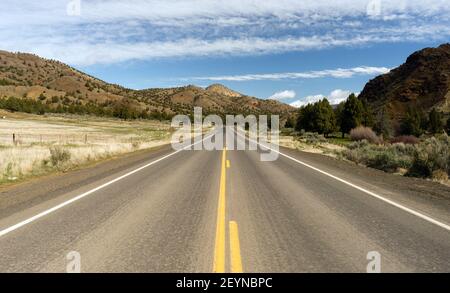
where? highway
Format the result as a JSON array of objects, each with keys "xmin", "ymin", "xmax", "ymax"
[{"xmin": 0, "ymin": 129, "xmax": 449, "ymax": 272}]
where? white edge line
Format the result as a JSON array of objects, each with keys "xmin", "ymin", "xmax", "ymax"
[
  {"xmin": 0, "ymin": 132, "xmax": 215, "ymax": 238},
  {"xmin": 233, "ymin": 129, "xmax": 450, "ymax": 232}
]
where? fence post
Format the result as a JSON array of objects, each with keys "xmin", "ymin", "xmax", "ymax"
[
  {"xmin": 13, "ymin": 133, "xmax": 16, "ymax": 145},
  {"xmin": 85, "ymin": 134, "xmax": 87, "ymax": 144}
]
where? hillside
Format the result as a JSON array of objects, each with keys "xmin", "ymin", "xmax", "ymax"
[
  {"xmin": 132, "ymin": 85, "xmax": 293, "ymax": 118},
  {"xmin": 0, "ymin": 50, "xmax": 294, "ymax": 120},
  {"xmin": 359, "ymin": 44, "xmax": 450, "ymax": 121}
]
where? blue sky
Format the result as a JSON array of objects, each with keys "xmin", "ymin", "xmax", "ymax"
[{"xmin": 1, "ymin": 1, "xmax": 450, "ymax": 106}]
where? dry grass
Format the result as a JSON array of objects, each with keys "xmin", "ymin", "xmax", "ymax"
[
  {"xmin": 278, "ymin": 135, "xmax": 345, "ymax": 156},
  {"xmin": 0, "ymin": 111, "xmax": 173, "ymax": 184}
]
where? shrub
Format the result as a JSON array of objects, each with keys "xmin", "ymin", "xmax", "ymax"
[
  {"xmin": 342, "ymin": 149, "xmax": 364, "ymax": 164},
  {"xmin": 343, "ymin": 141, "xmax": 413, "ymax": 173},
  {"xmin": 347, "ymin": 139, "xmax": 369, "ymax": 150},
  {"xmin": 366, "ymin": 151, "xmax": 398, "ymax": 172},
  {"xmin": 49, "ymin": 146, "xmax": 71, "ymax": 166},
  {"xmin": 3, "ymin": 162, "xmax": 14, "ymax": 180},
  {"xmin": 350, "ymin": 126, "xmax": 380, "ymax": 144},
  {"xmin": 391, "ymin": 143, "xmax": 415, "ymax": 157},
  {"xmin": 366, "ymin": 149, "xmax": 412, "ymax": 173},
  {"xmin": 131, "ymin": 141, "xmax": 141, "ymax": 149},
  {"xmin": 432, "ymin": 170, "xmax": 448, "ymax": 182},
  {"xmin": 407, "ymin": 134, "xmax": 450, "ymax": 178},
  {"xmin": 301, "ymin": 132, "xmax": 327, "ymax": 144},
  {"xmin": 390, "ymin": 135, "xmax": 419, "ymax": 145},
  {"xmin": 0, "ymin": 79, "xmax": 14, "ymax": 86}
]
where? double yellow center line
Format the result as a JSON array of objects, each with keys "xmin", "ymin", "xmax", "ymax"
[{"xmin": 213, "ymin": 148, "xmax": 243, "ymax": 273}]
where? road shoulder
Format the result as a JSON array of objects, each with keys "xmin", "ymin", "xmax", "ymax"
[
  {"xmin": 0, "ymin": 144, "xmax": 173, "ymax": 219},
  {"xmin": 277, "ymin": 145, "xmax": 450, "ymax": 224}
]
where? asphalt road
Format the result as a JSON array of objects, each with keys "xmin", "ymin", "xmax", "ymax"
[{"xmin": 0, "ymin": 129, "xmax": 449, "ymax": 272}]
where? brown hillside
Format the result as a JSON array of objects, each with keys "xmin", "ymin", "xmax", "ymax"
[
  {"xmin": 359, "ymin": 44, "xmax": 450, "ymax": 121},
  {"xmin": 0, "ymin": 50, "xmax": 294, "ymax": 119}
]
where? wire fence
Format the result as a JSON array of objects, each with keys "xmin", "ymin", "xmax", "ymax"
[{"xmin": 0, "ymin": 133, "xmax": 142, "ymax": 146}]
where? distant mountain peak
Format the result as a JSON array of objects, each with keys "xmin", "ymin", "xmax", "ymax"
[{"xmin": 205, "ymin": 84, "xmax": 243, "ymax": 98}]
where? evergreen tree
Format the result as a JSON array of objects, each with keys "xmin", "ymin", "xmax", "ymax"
[
  {"xmin": 295, "ymin": 99, "xmax": 336, "ymax": 136},
  {"xmin": 428, "ymin": 108, "xmax": 443, "ymax": 134},
  {"xmin": 295, "ymin": 103, "xmax": 314, "ymax": 132},
  {"xmin": 334, "ymin": 101, "xmax": 345, "ymax": 134},
  {"xmin": 373, "ymin": 107, "xmax": 393, "ymax": 138},
  {"xmin": 339, "ymin": 93, "xmax": 363, "ymax": 138},
  {"xmin": 313, "ymin": 99, "xmax": 336, "ymax": 137},
  {"xmin": 361, "ymin": 98, "xmax": 374, "ymax": 127},
  {"xmin": 419, "ymin": 108, "xmax": 428, "ymax": 132},
  {"xmin": 401, "ymin": 106, "xmax": 425, "ymax": 136},
  {"xmin": 284, "ymin": 115, "xmax": 295, "ymax": 128}
]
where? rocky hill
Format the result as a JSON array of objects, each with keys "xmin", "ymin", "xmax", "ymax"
[
  {"xmin": 205, "ymin": 84, "xmax": 243, "ymax": 98},
  {"xmin": 359, "ymin": 44, "xmax": 450, "ymax": 121},
  {"xmin": 0, "ymin": 50, "xmax": 294, "ymax": 119}
]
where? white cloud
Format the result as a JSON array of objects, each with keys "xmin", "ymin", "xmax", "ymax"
[
  {"xmin": 290, "ymin": 89, "xmax": 356, "ymax": 108},
  {"xmin": 0, "ymin": 1, "xmax": 449, "ymax": 65},
  {"xmin": 192, "ymin": 66, "xmax": 390, "ymax": 82},
  {"xmin": 290, "ymin": 95, "xmax": 325, "ymax": 108},
  {"xmin": 268, "ymin": 90, "xmax": 296, "ymax": 100},
  {"xmin": 3, "ymin": 1, "xmax": 450, "ymax": 26},
  {"xmin": 329, "ymin": 89, "xmax": 354, "ymax": 104}
]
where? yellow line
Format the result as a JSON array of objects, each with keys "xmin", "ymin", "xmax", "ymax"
[
  {"xmin": 213, "ymin": 148, "xmax": 227, "ymax": 273},
  {"xmin": 229, "ymin": 221, "xmax": 243, "ymax": 273},
  {"xmin": 226, "ymin": 160, "xmax": 230, "ymax": 168}
]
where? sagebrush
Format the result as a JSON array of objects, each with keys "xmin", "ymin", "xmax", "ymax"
[{"xmin": 341, "ymin": 134, "xmax": 449, "ymax": 180}]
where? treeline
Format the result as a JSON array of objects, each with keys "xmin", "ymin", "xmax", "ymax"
[
  {"xmin": 292, "ymin": 93, "xmax": 450, "ymax": 138},
  {"xmin": 400, "ymin": 107, "xmax": 448, "ymax": 136},
  {"xmin": 0, "ymin": 79, "xmax": 15, "ymax": 86},
  {"xmin": 0, "ymin": 96, "xmax": 173, "ymax": 121},
  {"xmin": 0, "ymin": 96, "xmax": 48, "ymax": 115},
  {"xmin": 293, "ymin": 94, "xmax": 374, "ymax": 137}
]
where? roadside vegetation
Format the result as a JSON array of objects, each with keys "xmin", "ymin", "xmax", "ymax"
[
  {"xmin": 283, "ymin": 94, "xmax": 450, "ymax": 184},
  {"xmin": 0, "ymin": 111, "xmax": 172, "ymax": 185}
]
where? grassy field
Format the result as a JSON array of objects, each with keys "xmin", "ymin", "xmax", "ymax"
[{"xmin": 0, "ymin": 110, "xmax": 173, "ymax": 185}]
